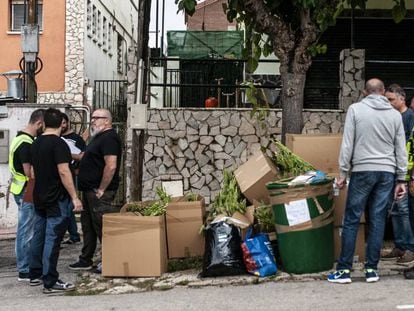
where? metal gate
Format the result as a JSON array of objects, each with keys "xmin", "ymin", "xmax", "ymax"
[{"xmin": 93, "ymin": 80, "xmax": 128, "ymax": 207}]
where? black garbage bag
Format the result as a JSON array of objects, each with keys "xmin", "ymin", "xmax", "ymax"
[{"xmin": 200, "ymin": 221, "xmax": 246, "ymax": 277}]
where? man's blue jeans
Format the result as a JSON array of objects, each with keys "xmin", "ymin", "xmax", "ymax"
[
  {"xmin": 390, "ymin": 193, "xmax": 414, "ymax": 252},
  {"xmin": 29, "ymin": 198, "xmax": 70, "ymax": 288},
  {"xmin": 13, "ymin": 193, "xmax": 35, "ymax": 274},
  {"xmin": 337, "ymin": 171, "xmax": 395, "ymax": 270},
  {"xmin": 67, "ymin": 201, "xmax": 80, "ymax": 242}
]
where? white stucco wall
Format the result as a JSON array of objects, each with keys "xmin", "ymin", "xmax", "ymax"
[
  {"xmin": 0, "ymin": 104, "xmax": 67, "ymax": 228},
  {"xmin": 84, "ymin": 0, "xmax": 138, "ymax": 84}
]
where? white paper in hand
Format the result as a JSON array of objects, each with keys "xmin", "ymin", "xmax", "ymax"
[{"xmin": 61, "ymin": 137, "xmax": 81, "ymax": 154}]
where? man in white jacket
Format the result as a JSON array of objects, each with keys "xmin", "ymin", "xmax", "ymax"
[{"xmin": 328, "ymin": 78, "xmax": 407, "ymax": 284}]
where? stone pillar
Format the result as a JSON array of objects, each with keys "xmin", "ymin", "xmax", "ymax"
[
  {"xmin": 64, "ymin": 0, "xmax": 86, "ymax": 105},
  {"xmin": 339, "ymin": 49, "xmax": 365, "ymax": 111}
]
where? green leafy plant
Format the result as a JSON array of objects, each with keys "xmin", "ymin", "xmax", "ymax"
[
  {"xmin": 185, "ymin": 192, "xmax": 199, "ymax": 202},
  {"xmin": 210, "ymin": 170, "xmax": 246, "ymax": 217},
  {"xmin": 254, "ymin": 203, "xmax": 275, "ymax": 233},
  {"xmin": 126, "ymin": 186, "xmax": 171, "ymax": 216},
  {"xmin": 262, "ymin": 137, "xmax": 315, "ymax": 178}
]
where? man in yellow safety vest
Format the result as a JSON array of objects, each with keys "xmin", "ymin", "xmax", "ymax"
[{"xmin": 8, "ymin": 109, "xmax": 44, "ymax": 282}]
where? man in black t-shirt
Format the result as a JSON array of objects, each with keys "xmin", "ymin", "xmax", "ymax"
[
  {"xmin": 8, "ymin": 109, "xmax": 44, "ymax": 282},
  {"xmin": 29, "ymin": 108, "xmax": 82, "ymax": 294},
  {"xmin": 69, "ymin": 109, "xmax": 121, "ymax": 273},
  {"xmin": 60, "ymin": 113, "xmax": 86, "ymax": 244}
]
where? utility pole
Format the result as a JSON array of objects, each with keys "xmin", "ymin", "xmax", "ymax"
[
  {"xmin": 22, "ymin": 0, "xmax": 39, "ymax": 103},
  {"xmin": 130, "ymin": 0, "xmax": 152, "ymax": 201}
]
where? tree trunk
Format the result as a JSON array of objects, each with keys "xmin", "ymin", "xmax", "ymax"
[{"xmin": 281, "ymin": 72, "xmax": 306, "ymax": 144}]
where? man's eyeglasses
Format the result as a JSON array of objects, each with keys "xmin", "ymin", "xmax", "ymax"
[{"xmin": 91, "ymin": 116, "xmax": 108, "ymax": 120}]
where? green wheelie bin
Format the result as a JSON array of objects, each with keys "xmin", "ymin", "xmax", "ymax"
[{"xmin": 266, "ymin": 178, "xmax": 334, "ymax": 274}]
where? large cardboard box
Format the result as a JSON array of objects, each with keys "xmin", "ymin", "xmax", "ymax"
[
  {"xmin": 166, "ymin": 195, "xmax": 205, "ymax": 259},
  {"xmin": 334, "ymin": 224, "xmax": 366, "ymax": 263},
  {"xmin": 285, "ymin": 134, "xmax": 343, "ymax": 174},
  {"xmin": 234, "ymin": 151, "xmax": 279, "ymax": 204},
  {"xmin": 102, "ymin": 213, "xmax": 168, "ymax": 277}
]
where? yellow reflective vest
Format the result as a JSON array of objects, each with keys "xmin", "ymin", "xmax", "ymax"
[{"xmin": 9, "ymin": 133, "xmax": 33, "ymax": 195}]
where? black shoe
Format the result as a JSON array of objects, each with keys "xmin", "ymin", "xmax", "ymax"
[
  {"xmin": 17, "ymin": 272, "xmax": 30, "ymax": 282},
  {"xmin": 43, "ymin": 279, "xmax": 75, "ymax": 294},
  {"xmin": 69, "ymin": 260, "xmax": 92, "ymax": 271},
  {"xmin": 404, "ymin": 267, "xmax": 414, "ymax": 279},
  {"xmin": 30, "ymin": 278, "xmax": 43, "ymax": 286}
]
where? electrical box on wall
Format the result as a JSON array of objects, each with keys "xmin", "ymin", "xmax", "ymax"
[
  {"xmin": 130, "ymin": 104, "xmax": 147, "ymax": 130},
  {"xmin": 0, "ymin": 129, "xmax": 9, "ymax": 163}
]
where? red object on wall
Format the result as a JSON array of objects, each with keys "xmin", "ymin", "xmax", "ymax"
[{"xmin": 205, "ymin": 96, "xmax": 218, "ymax": 108}]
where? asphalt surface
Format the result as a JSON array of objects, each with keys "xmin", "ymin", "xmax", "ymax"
[{"xmin": 2, "ymin": 237, "xmax": 414, "ymax": 310}]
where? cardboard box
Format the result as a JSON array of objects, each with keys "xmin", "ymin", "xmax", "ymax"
[
  {"xmin": 234, "ymin": 151, "xmax": 279, "ymax": 204},
  {"xmin": 166, "ymin": 195, "xmax": 206, "ymax": 259},
  {"xmin": 334, "ymin": 224, "xmax": 366, "ymax": 263},
  {"xmin": 285, "ymin": 134, "xmax": 343, "ymax": 174},
  {"xmin": 102, "ymin": 213, "xmax": 168, "ymax": 277}
]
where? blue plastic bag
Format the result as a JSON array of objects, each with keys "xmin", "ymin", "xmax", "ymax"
[{"xmin": 241, "ymin": 229, "xmax": 277, "ymax": 277}]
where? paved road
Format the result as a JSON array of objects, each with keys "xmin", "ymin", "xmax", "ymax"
[
  {"xmin": 2, "ymin": 238, "xmax": 414, "ymax": 310},
  {"xmin": 1, "ymin": 276, "xmax": 414, "ymax": 311}
]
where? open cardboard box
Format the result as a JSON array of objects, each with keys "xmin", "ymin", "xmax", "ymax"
[
  {"xmin": 102, "ymin": 212, "xmax": 168, "ymax": 277},
  {"xmin": 234, "ymin": 150, "xmax": 279, "ymax": 204},
  {"xmin": 166, "ymin": 195, "xmax": 206, "ymax": 259},
  {"xmin": 285, "ymin": 133, "xmax": 343, "ymax": 174}
]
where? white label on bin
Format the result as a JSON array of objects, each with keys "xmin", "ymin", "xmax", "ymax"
[{"xmin": 285, "ymin": 199, "xmax": 311, "ymax": 226}]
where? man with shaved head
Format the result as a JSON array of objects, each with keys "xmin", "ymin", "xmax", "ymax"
[
  {"xmin": 328, "ymin": 78, "xmax": 407, "ymax": 284},
  {"xmin": 69, "ymin": 109, "xmax": 122, "ymax": 273}
]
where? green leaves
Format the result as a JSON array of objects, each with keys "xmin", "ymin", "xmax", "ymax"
[
  {"xmin": 308, "ymin": 43, "xmax": 327, "ymax": 57},
  {"xmin": 211, "ymin": 170, "xmax": 246, "ymax": 217},
  {"xmin": 392, "ymin": 0, "xmax": 406, "ymax": 23},
  {"xmin": 175, "ymin": 0, "xmax": 196, "ymax": 16}
]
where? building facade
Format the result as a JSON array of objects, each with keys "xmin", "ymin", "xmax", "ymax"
[{"xmin": 0, "ymin": 0, "xmax": 138, "ymax": 105}]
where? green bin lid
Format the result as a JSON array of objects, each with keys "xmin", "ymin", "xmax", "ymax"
[{"xmin": 266, "ymin": 177, "xmax": 333, "ymax": 190}]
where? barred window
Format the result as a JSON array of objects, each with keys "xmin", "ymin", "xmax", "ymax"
[
  {"xmin": 97, "ymin": 10, "xmax": 102, "ymax": 45},
  {"xmin": 102, "ymin": 16, "xmax": 107, "ymax": 51},
  {"xmin": 10, "ymin": 0, "xmax": 43, "ymax": 32},
  {"xmin": 86, "ymin": 0, "xmax": 92, "ymax": 37},
  {"xmin": 108, "ymin": 23, "xmax": 113, "ymax": 55},
  {"xmin": 117, "ymin": 33, "xmax": 124, "ymax": 73}
]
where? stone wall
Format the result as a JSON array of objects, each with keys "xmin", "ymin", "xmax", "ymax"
[
  {"xmin": 339, "ymin": 49, "xmax": 365, "ymax": 111},
  {"xmin": 37, "ymin": 0, "xmax": 85, "ymax": 105},
  {"xmin": 140, "ymin": 108, "xmax": 344, "ymax": 204}
]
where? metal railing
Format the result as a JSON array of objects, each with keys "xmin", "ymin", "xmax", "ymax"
[
  {"xmin": 93, "ymin": 79, "xmax": 128, "ymax": 207},
  {"xmin": 148, "ymin": 57, "xmax": 341, "ymax": 110}
]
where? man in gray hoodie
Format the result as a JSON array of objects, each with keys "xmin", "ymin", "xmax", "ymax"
[{"xmin": 328, "ymin": 78, "xmax": 407, "ymax": 284}]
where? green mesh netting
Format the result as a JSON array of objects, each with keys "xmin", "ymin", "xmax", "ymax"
[{"xmin": 167, "ymin": 31, "xmax": 244, "ymax": 59}]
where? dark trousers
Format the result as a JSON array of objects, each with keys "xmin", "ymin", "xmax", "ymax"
[
  {"xmin": 79, "ymin": 190, "xmax": 118, "ymax": 264},
  {"xmin": 29, "ymin": 198, "xmax": 70, "ymax": 288}
]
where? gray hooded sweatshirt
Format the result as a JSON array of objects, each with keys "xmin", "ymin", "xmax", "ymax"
[{"xmin": 339, "ymin": 94, "xmax": 407, "ymax": 180}]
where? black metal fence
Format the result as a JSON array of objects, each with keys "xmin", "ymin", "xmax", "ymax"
[
  {"xmin": 149, "ymin": 58, "xmax": 341, "ymax": 110},
  {"xmin": 93, "ymin": 79, "xmax": 128, "ymax": 207}
]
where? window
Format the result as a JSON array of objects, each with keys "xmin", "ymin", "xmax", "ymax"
[
  {"xmin": 92, "ymin": 5, "xmax": 97, "ymax": 40},
  {"xmin": 10, "ymin": 0, "xmax": 43, "ymax": 32},
  {"xmin": 97, "ymin": 11, "xmax": 102, "ymax": 45},
  {"xmin": 86, "ymin": 0, "xmax": 92, "ymax": 37},
  {"xmin": 108, "ymin": 23, "xmax": 113, "ymax": 55},
  {"xmin": 102, "ymin": 17, "xmax": 107, "ymax": 51},
  {"xmin": 117, "ymin": 33, "xmax": 124, "ymax": 73}
]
